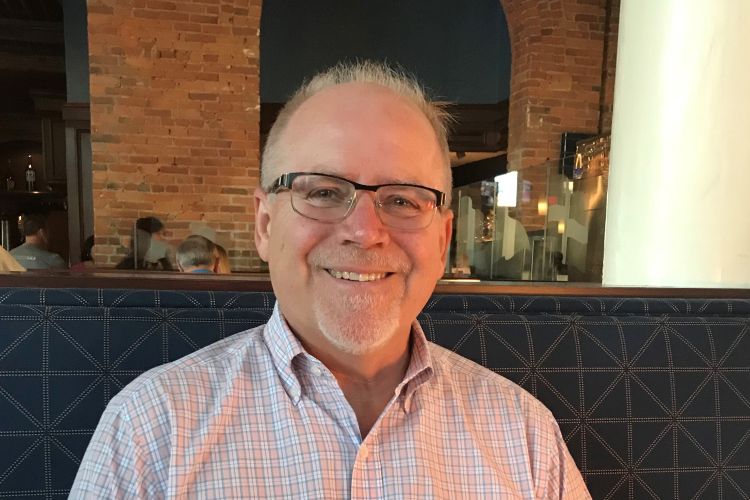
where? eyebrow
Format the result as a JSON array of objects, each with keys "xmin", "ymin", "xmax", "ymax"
[{"xmin": 302, "ymin": 168, "xmax": 427, "ymax": 187}]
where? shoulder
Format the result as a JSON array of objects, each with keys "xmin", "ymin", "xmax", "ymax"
[
  {"xmin": 107, "ymin": 323, "xmax": 268, "ymax": 415},
  {"xmin": 9, "ymin": 243, "xmax": 27, "ymax": 255},
  {"xmin": 46, "ymin": 251, "xmax": 66, "ymax": 267},
  {"xmin": 426, "ymin": 342, "xmax": 556, "ymax": 424}
]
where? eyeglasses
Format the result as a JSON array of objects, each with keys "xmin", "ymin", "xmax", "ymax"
[{"xmin": 269, "ymin": 172, "xmax": 446, "ymax": 230}]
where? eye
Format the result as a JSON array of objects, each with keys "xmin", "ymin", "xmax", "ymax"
[
  {"xmin": 382, "ymin": 194, "xmax": 421, "ymax": 211},
  {"xmin": 301, "ymin": 185, "xmax": 352, "ymax": 208},
  {"xmin": 390, "ymin": 196, "xmax": 418, "ymax": 208},
  {"xmin": 307, "ymin": 187, "xmax": 346, "ymax": 201}
]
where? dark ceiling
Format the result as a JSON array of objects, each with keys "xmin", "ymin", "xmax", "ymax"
[
  {"xmin": 0, "ymin": 0, "xmax": 66, "ymax": 114},
  {"xmin": 0, "ymin": 0, "xmax": 63, "ymax": 22}
]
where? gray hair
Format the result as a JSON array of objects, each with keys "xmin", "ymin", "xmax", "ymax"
[
  {"xmin": 176, "ymin": 235, "xmax": 216, "ymax": 270},
  {"xmin": 261, "ymin": 60, "xmax": 453, "ymax": 196}
]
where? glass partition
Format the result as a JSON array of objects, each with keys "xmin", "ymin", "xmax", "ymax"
[{"xmin": 446, "ymin": 156, "xmax": 608, "ymax": 282}]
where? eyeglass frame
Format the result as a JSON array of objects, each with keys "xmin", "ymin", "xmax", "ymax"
[{"xmin": 267, "ymin": 171, "xmax": 447, "ymax": 227}]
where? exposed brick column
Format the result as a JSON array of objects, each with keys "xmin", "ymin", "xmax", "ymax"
[
  {"xmin": 501, "ymin": 0, "xmax": 613, "ymax": 171},
  {"xmin": 499, "ymin": 0, "xmax": 618, "ymax": 229},
  {"xmin": 87, "ymin": 0, "xmax": 262, "ymax": 270}
]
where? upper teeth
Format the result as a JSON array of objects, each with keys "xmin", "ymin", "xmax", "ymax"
[{"xmin": 329, "ymin": 270, "xmax": 387, "ymax": 282}]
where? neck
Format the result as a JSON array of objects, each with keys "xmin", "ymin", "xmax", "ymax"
[
  {"xmin": 299, "ymin": 324, "xmax": 411, "ymax": 380},
  {"xmin": 294, "ymin": 322, "xmax": 412, "ymax": 437},
  {"xmin": 25, "ymin": 236, "xmax": 45, "ymax": 249}
]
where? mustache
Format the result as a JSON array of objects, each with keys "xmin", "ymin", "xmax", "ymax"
[{"xmin": 308, "ymin": 246, "xmax": 411, "ymax": 273}]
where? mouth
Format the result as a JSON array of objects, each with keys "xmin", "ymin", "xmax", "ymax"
[{"xmin": 326, "ymin": 269, "xmax": 390, "ymax": 282}]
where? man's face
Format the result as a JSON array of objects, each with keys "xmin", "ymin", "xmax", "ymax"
[{"xmin": 255, "ymin": 83, "xmax": 452, "ymax": 355}]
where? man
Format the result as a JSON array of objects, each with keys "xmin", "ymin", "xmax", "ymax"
[
  {"xmin": 175, "ymin": 234, "xmax": 216, "ymax": 273},
  {"xmin": 10, "ymin": 214, "xmax": 66, "ymax": 269},
  {"xmin": 71, "ymin": 61, "xmax": 590, "ymax": 498}
]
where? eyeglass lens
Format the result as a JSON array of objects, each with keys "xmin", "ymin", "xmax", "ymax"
[{"xmin": 289, "ymin": 174, "xmax": 438, "ymax": 229}]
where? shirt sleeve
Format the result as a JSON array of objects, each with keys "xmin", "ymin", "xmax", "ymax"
[
  {"xmin": 535, "ymin": 414, "xmax": 592, "ymax": 500},
  {"xmin": 69, "ymin": 385, "xmax": 169, "ymax": 499}
]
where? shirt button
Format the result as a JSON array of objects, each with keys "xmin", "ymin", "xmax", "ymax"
[
  {"xmin": 311, "ymin": 366, "xmax": 323, "ymax": 377},
  {"xmin": 359, "ymin": 444, "xmax": 369, "ymax": 460}
]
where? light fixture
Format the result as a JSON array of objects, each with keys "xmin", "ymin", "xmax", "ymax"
[
  {"xmin": 494, "ymin": 171, "xmax": 518, "ymax": 207},
  {"xmin": 537, "ymin": 199, "xmax": 548, "ymax": 215}
]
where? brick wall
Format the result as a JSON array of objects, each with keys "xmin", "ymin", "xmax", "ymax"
[
  {"xmin": 87, "ymin": 0, "xmax": 617, "ymax": 269},
  {"xmin": 88, "ymin": 0, "xmax": 262, "ymax": 270}
]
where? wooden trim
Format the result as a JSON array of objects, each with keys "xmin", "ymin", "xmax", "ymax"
[
  {"xmin": 0, "ymin": 271, "xmax": 275, "ymax": 292},
  {"xmin": 1, "ymin": 272, "xmax": 749, "ymax": 298},
  {"xmin": 435, "ymin": 281, "xmax": 750, "ymax": 298},
  {"xmin": 0, "ymin": 19, "xmax": 63, "ymax": 45},
  {"xmin": 62, "ymin": 103, "xmax": 90, "ymax": 124}
]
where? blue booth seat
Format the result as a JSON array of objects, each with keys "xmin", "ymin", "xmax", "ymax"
[{"xmin": 1, "ymin": 287, "xmax": 749, "ymax": 499}]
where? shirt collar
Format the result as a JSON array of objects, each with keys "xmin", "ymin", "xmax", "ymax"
[
  {"xmin": 262, "ymin": 303, "xmax": 307, "ymax": 405},
  {"xmin": 398, "ymin": 321, "xmax": 435, "ymax": 414}
]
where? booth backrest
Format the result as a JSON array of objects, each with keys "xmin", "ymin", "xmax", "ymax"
[{"xmin": 1, "ymin": 288, "xmax": 749, "ymax": 499}]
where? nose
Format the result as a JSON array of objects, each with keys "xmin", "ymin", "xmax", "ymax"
[{"xmin": 337, "ymin": 191, "xmax": 390, "ymax": 248}]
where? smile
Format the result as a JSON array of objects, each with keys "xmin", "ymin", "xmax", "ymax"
[{"xmin": 326, "ymin": 269, "xmax": 389, "ymax": 282}]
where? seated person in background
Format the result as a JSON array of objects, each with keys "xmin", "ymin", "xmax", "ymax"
[
  {"xmin": 72, "ymin": 61, "xmax": 589, "ymax": 498},
  {"xmin": 176, "ymin": 235, "xmax": 216, "ymax": 273},
  {"xmin": 213, "ymin": 243, "xmax": 231, "ymax": 274},
  {"xmin": 10, "ymin": 214, "xmax": 66, "ymax": 269},
  {"xmin": 70, "ymin": 235, "xmax": 95, "ymax": 272},
  {"xmin": 141, "ymin": 217, "xmax": 174, "ymax": 269},
  {"xmin": 116, "ymin": 216, "xmax": 174, "ymax": 270},
  {"xmin": 0, "ymin": 246, "xmax": 25, "ymax": 272}
]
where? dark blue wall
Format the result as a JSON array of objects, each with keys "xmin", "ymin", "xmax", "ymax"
[{"xmin": 260, "ymin": 0, "xmax": 511, "ymax": 104}]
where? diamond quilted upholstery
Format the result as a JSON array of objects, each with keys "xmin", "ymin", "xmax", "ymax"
[{"xmin": 0, "ymin": 288, "xmax": 749, "ymax": 499}]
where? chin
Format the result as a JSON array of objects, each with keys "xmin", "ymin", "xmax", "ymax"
[{"xmin": 313, "ymin": 293, "xmax": 403, "ymax": 355}]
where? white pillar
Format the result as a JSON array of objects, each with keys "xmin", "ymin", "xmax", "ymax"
[{"xmin": 603, "ymin": 0, "xmax": 750, "ymax": 288}]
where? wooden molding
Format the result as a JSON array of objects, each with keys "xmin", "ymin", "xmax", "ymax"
[{"xmin": 1, "ymin": 271, "xmax": 749, "ymax": 299}]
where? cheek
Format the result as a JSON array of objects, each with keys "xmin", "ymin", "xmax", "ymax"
[
  {"xmin": 268, "ymin": 218, "xmax": 322, "ymax": 270},
  {"xmin": 399, "ymin": 235, "xmax": 445, "ymax": 281}
]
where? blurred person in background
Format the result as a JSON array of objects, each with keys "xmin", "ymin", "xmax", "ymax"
[
  {"xmin": 116, "ymin": 216, "xmax": 174, "ymax": 270},
  {"xmin": 176, "ymin": 235, "xmax": 216, "ymax": 274},
  {"xmin": 10, "ymin": 214, "xmax": 66, "ymax": 270},
  {"xmin": 213, "ymin": 243, "xmax": 231, "ymax": 274},
  {"xmin": 71, "ymin": 235, "xmax": 96, "ymax": 272}
]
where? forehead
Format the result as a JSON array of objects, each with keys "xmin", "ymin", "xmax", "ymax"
[{"xmin": 278, "ymin": 83, "xmax": 443, "ymax": 185}]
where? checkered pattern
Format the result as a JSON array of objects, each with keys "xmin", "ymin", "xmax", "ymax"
[{"xmin": 0, "ymin": 288, "xmax": 749, "ymax": 498}]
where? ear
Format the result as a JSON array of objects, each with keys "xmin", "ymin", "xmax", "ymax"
[
  {"xmin": 437, "ymin": 208, "xmax": 453, "ymax": 271},
  {"xmin": 254, "ymin": 186, "xmax": 272, "ymax": 262}
]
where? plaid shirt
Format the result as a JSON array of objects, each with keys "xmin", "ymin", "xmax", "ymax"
[{"xmin": 70, "ymin": 304, "xmax": 590, "ymax": 499}]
